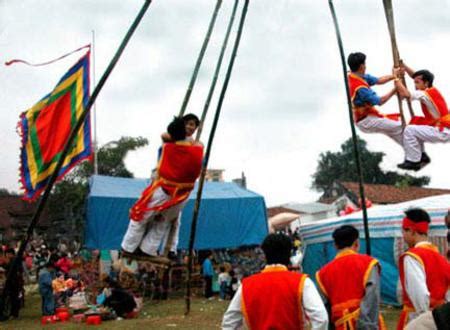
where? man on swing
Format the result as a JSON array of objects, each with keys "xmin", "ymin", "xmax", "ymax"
[
  {"xmin": 348, "ymin": 52, "xmax": 403, "ymax": 145},
  {"xmin": 394, "ymin": 64, "xmax": 450, "ymax": 171},
  {"xmin": 121, "ymin": 117, "xmax": 203, "ymax": 261}
]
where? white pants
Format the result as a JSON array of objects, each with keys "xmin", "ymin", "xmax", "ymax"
[
  {"xmin": 121, "ymin": 186, "xmax": 184, "ymax": 255},
  {"xmin": 357, "ymin": 116, "xmax": 404, "ymax": 146},
  {"xmin": 404, "ymin": 125, "xmax": 450, "ymax": 162}
]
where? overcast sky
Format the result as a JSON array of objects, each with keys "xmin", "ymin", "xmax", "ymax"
[{"xmin": 1, "ymin": 0, "xmax": 450, "ymax": 206}]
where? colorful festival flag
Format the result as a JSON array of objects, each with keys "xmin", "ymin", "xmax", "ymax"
[{"xmin": 17, "ymin": 51, "xmax": 92, "ymax": 201}]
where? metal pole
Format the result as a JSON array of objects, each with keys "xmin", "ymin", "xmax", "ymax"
[
  {"xmin": 195, "ymin": 0, "xmax": 239, "ymax": 141},
  {"xmin": 0, "ymin": 0, "xmax": 153, "ymax": 317},
  {"xmin": 185, "ymin": 0, "xmax": 250, "ymax": 315},
  {"xmin": 178, "ymin": 0, "xmax": 223, "ymax": 117},
  {"xmin": 328, "ymin": 0, "xmax": 371, "ymax": 255},
  {"xmin": 92, "ymin": 30, "xmax": 99, "ymax": 174}
]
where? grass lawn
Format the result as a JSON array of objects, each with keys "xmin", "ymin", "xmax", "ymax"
[{"xmin": 2, "ymin": 292, "xmax": 402, "ymax": 329}]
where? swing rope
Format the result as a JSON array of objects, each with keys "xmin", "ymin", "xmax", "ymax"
[
  {"xmin": 382, "ymin": 0, "xmax": 415, "ymax": 126},
  {"xmin": 185, "ymin": 0, "xmax": 250, "ymax": 315},
  {"xmin": 178, "ymin": 0, "xmax": 223, "ymax": 117},
  {"xmin": 162, "ymin": 0, "xmax": 240, "ymax": 258},
  {"xmin": 328, "ymin": 0, "xmax": 372, "ymax": 255}
]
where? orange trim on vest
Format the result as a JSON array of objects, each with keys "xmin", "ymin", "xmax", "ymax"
[{"xmin": 130, "ymin": 142, "xmax": 203, "ymax": 221}]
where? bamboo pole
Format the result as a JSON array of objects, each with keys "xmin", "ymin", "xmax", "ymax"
[
  {"xmin": 328, "ymin": 0, "xmax": 371, "ymax": 255},
  {"xmin": 185, "ymin": 0, "xmax": 250, "ymax": 315},
  {"xmin": 195, "ymin": 0, "xmax": 239, "ymax": 141},
  {"xmin": 0, "ymin": 0, "xmax": 153, "ymax": 318},
  {"xmin": 178, "ymin": 0, "xmax": 223, "ymax": 117},
  {"xmin": 382, "ymin": 0, "xmax": 414, "ymax": 123}
]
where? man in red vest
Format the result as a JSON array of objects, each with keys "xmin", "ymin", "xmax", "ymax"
[
  {"xmin": 397, "ymin": 208, "xmax": 450, "ymax": 329},
  {"xmin": 222, "ymin": 233, "xmax": 328, "ymax": 330},
  {"xmin": 347, "ymin": 52, "xmax": 402, "ymax": 145},
  {"xmin": 121, "ymin": 117, "xmax": 203, "ymax": 259},
  {"xmin": 395, "ymin": 65, "xmax": 450, "ymax": 171},
  {"xmin": 316, "ymin": 225, "xmax": 385, "ymax": 330}
]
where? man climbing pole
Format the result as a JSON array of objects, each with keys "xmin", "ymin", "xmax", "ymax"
[
  {"xmin": 121, "ymin": 117, "xmax": 203, "ymax": 261},
  {"xmin": 395, "ymin": 64, "xmax": 450, "ymax": 171},
  {"xmin": 348, "ymin": 52, "xmax": 403, "ymax": 145}
]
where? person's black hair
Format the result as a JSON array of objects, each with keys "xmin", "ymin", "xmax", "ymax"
[
  {"xmin": 404, "ymin": 208, "xmax": 431, "ymax": 223},
  {"xmin": 332, "ymin": 225, "xmax": 359, "ymax": 249},
  {"xmin": 347, "ymin": 52, "xmax": 366, "ymax": 72},
  {"xmin": 167, "ymin": 117, "xmax": 186, "ymax": 141},
  {"xmin": 412, "ymin": 70, "xmax": 434, "ymax": 87},
  {"xmin": 219, "ymin": 266, "xmax": 225, "ymax": 272},
  {"xmin": 261, "ymin": 233, "xmax": 292, "ymax": 266},
  {"xmin": 5, "ymin": 248, "xmax": 15, "ymax": 255},
  {"xmin": 182, "ymin": 113, "xmax": 200, "ymax": 127}
]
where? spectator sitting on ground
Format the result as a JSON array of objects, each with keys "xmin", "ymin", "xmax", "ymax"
[{"xmin": 103, "ymin": 277, "xmax": 137, "ymax": 318}]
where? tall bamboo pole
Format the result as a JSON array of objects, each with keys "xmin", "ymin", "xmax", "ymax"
[
  {"xmin": 178, "ymin": 0, "xmax": 223, "ymax": 117},
  {"xmin": 328, "ymin": 0, "xmax": 371, "ymax": 255},
  {"xmin": 382, "ymin": 0, "xmax": 414, "ymax": 123},
  {"xmin": 195, "ymin": 0, "xmax": 239, "ymax": 141},
  {"xmin": 185, "ymin": 0, "xmax": 250, "ymax": 315},
  {"xmin": 0, "ymin": 0, "xmax": 153, "ymax": 318}
]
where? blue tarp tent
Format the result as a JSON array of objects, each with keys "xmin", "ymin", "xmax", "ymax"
[
  {"xmin": 299, "ymin": 194, "xmax": 449, "ymax": 305},
  {"xmin": 85, "ymin": 175, "xmax": 268, "ymax": 250}
]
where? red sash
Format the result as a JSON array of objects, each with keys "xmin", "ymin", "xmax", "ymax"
[
  {"xmin": 130, "ymin": 142, "xmax": 203, "ymax": 221},
  {"xmin": 242, "ymin": 266, "xmax": 307, "ymax": 330},
  {"xmin": 316, "ymin": 250, "xmax": 386, "ymax": 330},
  {"xmin": 348, "ymin": 73, "xmax": 399, "ymax": 123},
  {"xmin": 397, "ymin": 243, "xmax": 450, "ymax": 329},
  {"xmin": 409, "ymin": 87, "xmax": 450, "ymax": 129}
]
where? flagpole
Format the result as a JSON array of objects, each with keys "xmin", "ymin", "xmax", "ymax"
[
  {"xmin": 185, "ymin": 0, "xmax": 250, "ymax": 315},
  {"xmin": 0, "ymin": 0, "xmax": 153, "ymax": 318},
  {"xmin": 92, "ymin": 30, "xmax": 99, "ymax": 175},
  {"xmin": 328, "ymin": 0, "xmax": 371, "ymax": 255}
]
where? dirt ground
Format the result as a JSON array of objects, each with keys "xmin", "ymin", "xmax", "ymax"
[{"xmin": 2, "ymin": 292, "xmax": 402, "ymax": 329}]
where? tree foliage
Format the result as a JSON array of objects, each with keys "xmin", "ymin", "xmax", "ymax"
[{"xmin": 312, "ymin": 137, "xmax": 430, "ymax": 193}]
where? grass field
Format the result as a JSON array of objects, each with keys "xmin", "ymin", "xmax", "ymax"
[{"xmin": 2, "ymin": 292, "xmax": 402, "ymax": 329}]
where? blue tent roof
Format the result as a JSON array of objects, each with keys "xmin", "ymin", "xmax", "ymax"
[{"xmin": 85, "ymin": 175, "xmax": 268, "ymax": 250}]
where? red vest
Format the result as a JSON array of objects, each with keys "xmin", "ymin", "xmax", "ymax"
[
  {"xmin": 397, "ymin": 243, "xmax": 450, "ymax": 329},
  {"xmin": 410, "ymin": 87, "xmax": 450, "ymax": 128},
  {"xmin": 348, "ymin": 74, "xmax": 383, "ymax": 123},
  {"xmin": 316, "ymin": 250, "xmax": 384, "ymax": 330},
  {"xmin": 130, "ymin": 142, "xmax": 204, "ymax": 221},
  {"xmin": 242, "ymin": 266, "xmax": 307, "ymax": 330}
]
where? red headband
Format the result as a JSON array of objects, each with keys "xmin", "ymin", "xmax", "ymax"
[{"xmin": 402, "ymin": 217, "xmax": 429, "ymax": 234}]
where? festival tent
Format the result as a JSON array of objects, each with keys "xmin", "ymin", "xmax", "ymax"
[
  {"xmin": 85, "ymin": 175, "xmax": 268, "ymax": 251},
  {"xmin": 299, "ymin": 194, "xmax": 449, "ymax": 305}
]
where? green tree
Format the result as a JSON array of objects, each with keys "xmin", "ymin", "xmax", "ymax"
[
  {"xmin": 46, "ymin": 136, "xmax": 148, "ymax": 242},
  {"xmin": 312, "ymin": 137, "xmax": 430, "ymax": 193}
]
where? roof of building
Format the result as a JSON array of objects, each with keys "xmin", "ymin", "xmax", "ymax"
[
  {"xmin": 0, "ymin": 195, "xmax": 49, "ymax": 229},
  {"xmin": 279, "ymin": 202, "xmax": 335, "ymax": 215},
  {"xmin": 267, "ymin": 206, "xmax": 301, "ymax": 218},
  {"xmin": 339, "ymin": 181, "xmax": 450, "ymax": 204}
]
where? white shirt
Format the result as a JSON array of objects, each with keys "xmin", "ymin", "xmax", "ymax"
[
  {"xmin": 403, "ymin": 241, "xmax": 450, "ymax": 321},
  {"xmin": 410, "ymin": 90, "xmax": 440, "ymax": 119},
  {"xmin": 221, "ymin": 274, "xmax": 328, "ymax": 329}
]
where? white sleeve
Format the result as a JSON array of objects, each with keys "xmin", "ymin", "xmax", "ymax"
[
  {"xmin": 404, "ymin": 255, "xmax": 430, "ymax": 313},
  {"xmin": 222, "ymin": 286, "xmax": 244, "ymax": 330},
  {"xmin": 410, "ymin": 90, "xmax": 426, "ymax": 101},
  {"xmin": 302, "ymin": 277, "xmax": 329, "ymax": 330}
]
